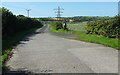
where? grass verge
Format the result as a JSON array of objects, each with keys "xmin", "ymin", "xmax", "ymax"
[{"xmin": 50, "ymin": 26, "xmax": 119, "ymax": 50}]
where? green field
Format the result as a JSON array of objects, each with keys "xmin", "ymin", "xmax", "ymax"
[{"xmin": 67, "ymin": 22, "xmax": 87, "ymax": 32}]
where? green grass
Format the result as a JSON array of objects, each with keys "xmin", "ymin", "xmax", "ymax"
[
  {"xmin": 75, "ymin": 31, "xmax": 119, "ymax": 49},
  {"xmin": 67, "ymin": 22, "xmax": 87, "ymax": 32},
  {"xmin": 50, "ymin": 22, "xmax": 119, "ymax": 50},
  {"xmin": 2, "ymin": 49, "xmax": 10, "ymax": 62}
]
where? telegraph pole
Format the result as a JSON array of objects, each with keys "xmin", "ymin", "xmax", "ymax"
[
  {"xmin": 54, "ymin": 6, "xmax": 64, "ymax": 20},
  {"xmin": 26, "ymin": 9, "xmax": 31, "ymax": 17},
  {"xmin": 118, "ymin": 1, "xmax": 120, "ymax": 16}
]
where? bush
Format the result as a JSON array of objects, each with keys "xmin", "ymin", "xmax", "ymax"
[
  {"xmin": 55, "ymin": 22, "xmax": 63, "ymax": 30},
  {"xmin": 86, "ymin": 16, "xmax": 120, "ymax": 39},
  {"xmin": 49, "ymin": 21, "xmax": 63, "ymax": 30}
]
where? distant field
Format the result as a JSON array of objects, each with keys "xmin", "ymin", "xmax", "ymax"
[{"xmin": 67, "ymin": 22, "xmax": 87, "ymax": 32}]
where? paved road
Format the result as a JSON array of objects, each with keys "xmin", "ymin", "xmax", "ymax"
[{"xmin": 6, "ymin": 25, "xmax": 118, "ymax": 74}]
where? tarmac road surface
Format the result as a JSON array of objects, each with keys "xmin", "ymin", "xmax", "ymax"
[{"xmin": 6, "ymin": 24, "xmax": 118, "ymax": 74}]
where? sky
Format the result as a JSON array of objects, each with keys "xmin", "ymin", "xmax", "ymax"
[
  {"xmin": 1, "ymin": 0, "xmax": 119, "ymax": 2},
  {"xmin": 1, "ymin": 2, "xmax": 118, "ymax": 17}
]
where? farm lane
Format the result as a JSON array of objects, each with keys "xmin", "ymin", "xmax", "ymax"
[{"xmin": 6, "ymin": 24, "xmax": 118, "ymax": 73}]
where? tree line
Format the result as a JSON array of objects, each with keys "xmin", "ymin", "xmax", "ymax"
[{"xmin": 64, "ymin": 16, "xmax": 113, "ymax": 22}]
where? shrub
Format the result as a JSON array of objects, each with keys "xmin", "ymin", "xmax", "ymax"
[
  {"xmin": 86, "ymin": 16, "xmax": 120, "ymax": 39},
  {"xmin": 49, "ymin": 21, "xmax": 63, "ymax": 30}
]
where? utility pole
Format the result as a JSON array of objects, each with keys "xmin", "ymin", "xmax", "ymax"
[
  {"xmin": 118, "ymin": 1, "xmax": 120, "ymax": 16},
  {"xmin": 54, "ymin": 6, "xmax": 64, "ymax": 20},
  {"xmin": 26, "ymin": 9, "xmax": 31, "ymax": 17}
]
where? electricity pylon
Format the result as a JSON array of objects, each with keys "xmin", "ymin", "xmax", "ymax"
[{"xmin": 54, "ymin": 6, "xmax": 64, "ymax": 20}]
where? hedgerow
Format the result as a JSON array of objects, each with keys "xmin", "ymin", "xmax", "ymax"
[
  {"xmin": 1, "ymin": 7, "xmax": 43, "ymax": 52},
  {"xmin": 86, "ymin": 16, "xmax": 120, "ymax": 39}
]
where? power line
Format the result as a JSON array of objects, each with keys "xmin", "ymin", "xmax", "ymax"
[
  {"xmin": 26, "ymin": 9, "xmax": 31, "ymax": 17},
  {"xmin": 54, "ymin": 6, "xmax": 64, "ymax": 19}
]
